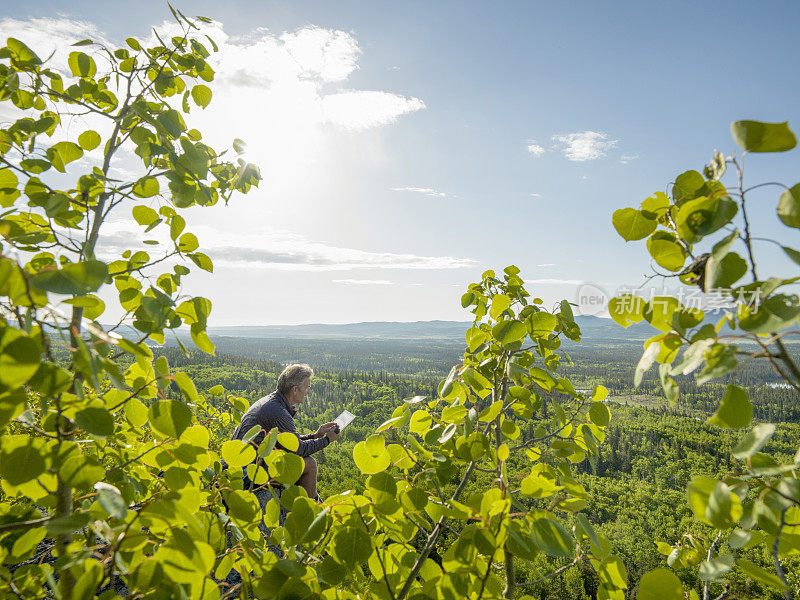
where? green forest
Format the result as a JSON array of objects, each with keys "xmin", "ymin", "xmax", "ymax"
[{"xmin": 151, "ymin": 340, "xmax": 800, "ymax": 599}]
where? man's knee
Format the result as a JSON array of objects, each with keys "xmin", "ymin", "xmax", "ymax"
[{"xmin": 303, "ymin": 456, "xmax": 317, "ymax": 475}]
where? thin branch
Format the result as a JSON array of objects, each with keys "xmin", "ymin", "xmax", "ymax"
[
  {"xmin": 703, "ymin": 532, "xmax": 723, "ymax": 600},
  {"xmin": 773, "ymin": 507, "xmax": 791, "ymax": 600}
]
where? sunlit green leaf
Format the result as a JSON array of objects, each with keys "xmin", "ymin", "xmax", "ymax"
[
  {"xmin": 637, "ymin": 569, "xmax": 683, "ymax": 600},
  {"xmin": 612, "ymin": 208, "xmax": 656, "ymax": 241},
  {"xmin": 731, "ymin": 120, "xmax": 796, "ymax": 153},
  {"xmin": 148, "ymin": 399, "xmax": 192, "ymax": 438},
  {"xmin": 708, "ymin": 385, "xmax": 752, "ymax": 429}
]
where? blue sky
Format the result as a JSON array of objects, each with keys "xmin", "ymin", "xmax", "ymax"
[{"xmin": 3, "ymin": 1, "xmax": 800, "ymax": 324}]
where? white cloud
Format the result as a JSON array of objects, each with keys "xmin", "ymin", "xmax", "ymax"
[
  {"xmin": 333, "ymin": 279, "xmax": 394, "ymax": 285},
  {"xmin": 528, "ymin": 193, "xmax": 542, "ymax": 198},
  {"xmin": 552, "ymin": 131, "xmax": 618, "ymax": 161},
  {"xmin": 526, "ymin": 278, "xmax": 584, "ymax": 285},
  {"xmin": 95, "ymin": 223, "xmax": 475, "ymax": 272},
  {"xmin": 391, "ymin": 187, "xmax": 447, "ymax": 198},
  {"xmin": 537, "ymin": 263, "xmax": 555, "ymax": 267},
  {"xmin": 0, "ymin": 17, "xmax": 114, "ymax": 74},
  {"xmin": 526, "ymin": 143, "xmax": 546, "ymax": 156},
  {"xmin": 322, "ymin": 91, "xmax": 425, "ymax": 129},
  {"xmin": 620, "ymin": 154, "xmax": 639, "ymax": 164}
]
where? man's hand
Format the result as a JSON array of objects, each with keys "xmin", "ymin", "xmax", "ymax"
[
  {"xmin": 314, "ymin": 422, "xmax": 337, "ymax": 439},
  {"xmin": 325, "ymin": 427, "xmax": 340, "ymax": 442}
]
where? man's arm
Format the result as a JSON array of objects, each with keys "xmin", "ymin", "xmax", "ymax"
[{"xmin": 266, "ymin": 402, "xmax": 330, "ymax": 457}]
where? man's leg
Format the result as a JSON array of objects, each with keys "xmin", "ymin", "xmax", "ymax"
[{"xmin": 297, "ymin": 456, "xmax": 318, "ymax": 499}]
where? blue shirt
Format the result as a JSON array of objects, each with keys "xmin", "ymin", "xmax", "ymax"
[{"xmin": 231, "ymin": 390, "xmax": 330, "ymax": 458}]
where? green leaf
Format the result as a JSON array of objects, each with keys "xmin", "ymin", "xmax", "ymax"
[
  {"xmin": 529, "ymin": 518, "xmax": 575, "ymax": 557},
  {"xmin": 647, "ymin": 233, "xmax": 687, "ymax": 272},
  {"xmin": 612, "ymin": 208, "xmax": 656, "ymax": 241},
  {"xmin": 608, "ymin": 295, "xmax": 646, "ymax": 328},
  {"xmin": 126, "ymin": 37, "xmax": 141, "ymax": 50},
  {"xmin": 277, "ymin": 431, "xmax": 300, "ymax": 452},
  {"xmin": 705, "ymin": 150, "xmax": 727, "ymax": 181},
  {"xmin": 172, "ymin": 371, "xmax": 199, "ymax": 403},
  {"xmin": 672, "ymin": 170, "xmax": 706, "ymax": 202},
  {"xmin": 527, "ymin": 312, "xmax": 557, "ymax": 337},
  {"xmin": 77, "ymin": 130, "xmax": 101, "ymax": 151},
  {"xmin": 157, "ymin": 109, "xmax": 186, "ymax": 138},
  {"xmin": 269, "ymin": 451, "xmax": 304, "ymax": 485},
  {"xmin": 781, "ymin": 245, "xmax": 800, "ymax": 266},
  {"xmin": 148, "ymin": 400, "xmax": 192, "ymax": 438},
  {"xmin": 589, "ymin": 402, "xmax": 610, "ymax": 427},
  {"xmin": 705, "ymin": 481, "xmax": 741, "ymax": 529},
  {"xmin": 191, "ymin": 84, "xmax": 212, "ymax": 108},
  {"xmin": 31, "ymin": 260, "xmax": 107, "ymax": 295},
  {"xmin": 188, "ymin": 252, "xmax": 213, "ymax": 272},
  {"xmin": 284, "ymin": 496, "xmax": 316, "ymax": 545},
  {"xmin": 46, "ymin": 141, "xmax": 84, "ymax": 173},
  {"xmin": 132, "ymin": 205, "xmax": 159, "ymax": 226},
  {"xmin": 675, "ymin": 195, "xmax": 738, "ymax": 244},
  {"xmin": 178, "ymin": 232, "xmax": 199, "ymax": 252},
  {"xmin": 731, "ymin": 120, "xmax": 796, "ymax": 153},
  {"xmin": 597, "ymin": 556, "xmax": 627, "ymax": 590},
  {"xmin": 94, "ymin": 482, "xmax": 127, "ymax": 519},
  {"xmin": 6, "ymin": 38, "xmax": 42, "ymax": 64},
  {"xmin": 353, "ymin": 434, "xmax": 391, "ymax": 474},
  {"xmin": 125, "ymin": 398, "xmax": 148, "ymax": 427},
  {"xmin": 708, "ymin": 385, "xmax": 752, "ymax": 429},
  {"xmin": 705, "ymin": 253, "xmax": 747, "ymax": 290},
  {"xmin": 492, "ymin": 319, "xmax": 526, "ymax": 346},
  {"xmin": 221, "ymin": 439, "xmax": 256, "ymax": 468},
  {"xmin": 777, "ymin": 184, "xmax": 800, "ymax": 228},
  {"xmin": 737, "ymin": 558, "xmax": 788, "ymax": 590},
  {"xmin": 63, "ymin": 294, "xmax": 105, "ymax": 320},
  {"xmin": 0, "ymin": 328, "xmax": 42, "ymax": 392},
  {"xmin": 636, "ymin": 569, "xmax": 683, "ymax": 600},
  {"xmin": 133, "ymin": 176, "xmax": 160, "ymax": 198},
  {"xmin": 60, "ymin": 454, "xmax": 104, "ymax": 490},
  {"xmin": 699, "ymin": 554, "xmax": 734, "ymax": 581},
  {"xmin": 68, "ymin": 51, "xmax": 97, "ymax": 77},
  {"xmin": 0, "ymin": 435, "xmax": 47, "ymax": 484},
  {"xmin": 332, "ymin": 526, "xmax": 372, "ymax": 567},
  {"xmin": 732, "ymin": 423, "xmax": 775, "ymax": 459},
  {"xmin": 687, "ymin": 476, "xmax": 717, "ymax": 526},
  {"xmin": 410, "ymin": 410, "xmax": 432, "ymax": 434},
  {"xmin": 75, "ymin": 406, "xmax": 114, "ymax": 436}
]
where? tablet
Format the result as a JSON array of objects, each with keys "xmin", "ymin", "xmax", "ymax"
[{"xmin": 334, "ymin": 410, "xmax": 356, "ymax": 431}]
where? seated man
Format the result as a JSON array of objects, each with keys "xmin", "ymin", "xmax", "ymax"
[{"xmin": 231, "ymin": 363, "xmax": 339, "ymax": 500}]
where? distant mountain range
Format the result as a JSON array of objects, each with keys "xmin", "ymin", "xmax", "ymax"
[{"xmin": 205, "ymin": 315, "xmax": 663, "ymax": 342}]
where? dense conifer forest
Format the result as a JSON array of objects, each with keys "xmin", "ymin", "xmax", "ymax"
[{"xmin": 154, "ymin": 334, "xmax": 800, "ymax": 599}]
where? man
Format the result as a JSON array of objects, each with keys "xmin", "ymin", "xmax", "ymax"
[{"xmin": 231, "ymin": 363, "xmax": 339, "ymax": 500}]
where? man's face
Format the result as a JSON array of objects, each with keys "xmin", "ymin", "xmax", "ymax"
[{"xmin": 294, "ymin": 378, "xmax": 311, "ymax": 404}]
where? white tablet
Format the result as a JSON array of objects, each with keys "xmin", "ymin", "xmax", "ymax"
[{"xmin": 334, "ymin": 410, "xmax": 356, "ymax": 430}]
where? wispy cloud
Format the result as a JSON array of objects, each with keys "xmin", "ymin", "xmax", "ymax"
[
  {"xmin": 537, "ymin": 263, "xmax": 555, "ymax": 267},
  {"xmin": 333, "ymin": 279, "xmax": 394, "ymax": 285},
  {"xmin": 526, "ymin": 142, "xmax": 546, "ymax": 157},
  {"xmin": 391, "ymin": 187, "xmax": 447, "ymax": 198},
  {"xmin": 620, "ymin": 153, "xmax": 639, "ymax": 164},
  {"xmin": 95, "ymin": 224, "xmax": 475, "ymax": 272},
  {"xmin": 552, "ymin": 131, "xmax": 617, "ymax": 161},
  {"xmin": 526, "ymin": 278, "xmax": 583, "ymax": 285},
  {"xmin": 528, "ymin": 193, "xmax": 543, "ymax": 198}
]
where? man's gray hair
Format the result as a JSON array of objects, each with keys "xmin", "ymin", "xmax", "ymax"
[{"xmin": 277, "ymin": 364, "xmax": 314, "ymax": 395}]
